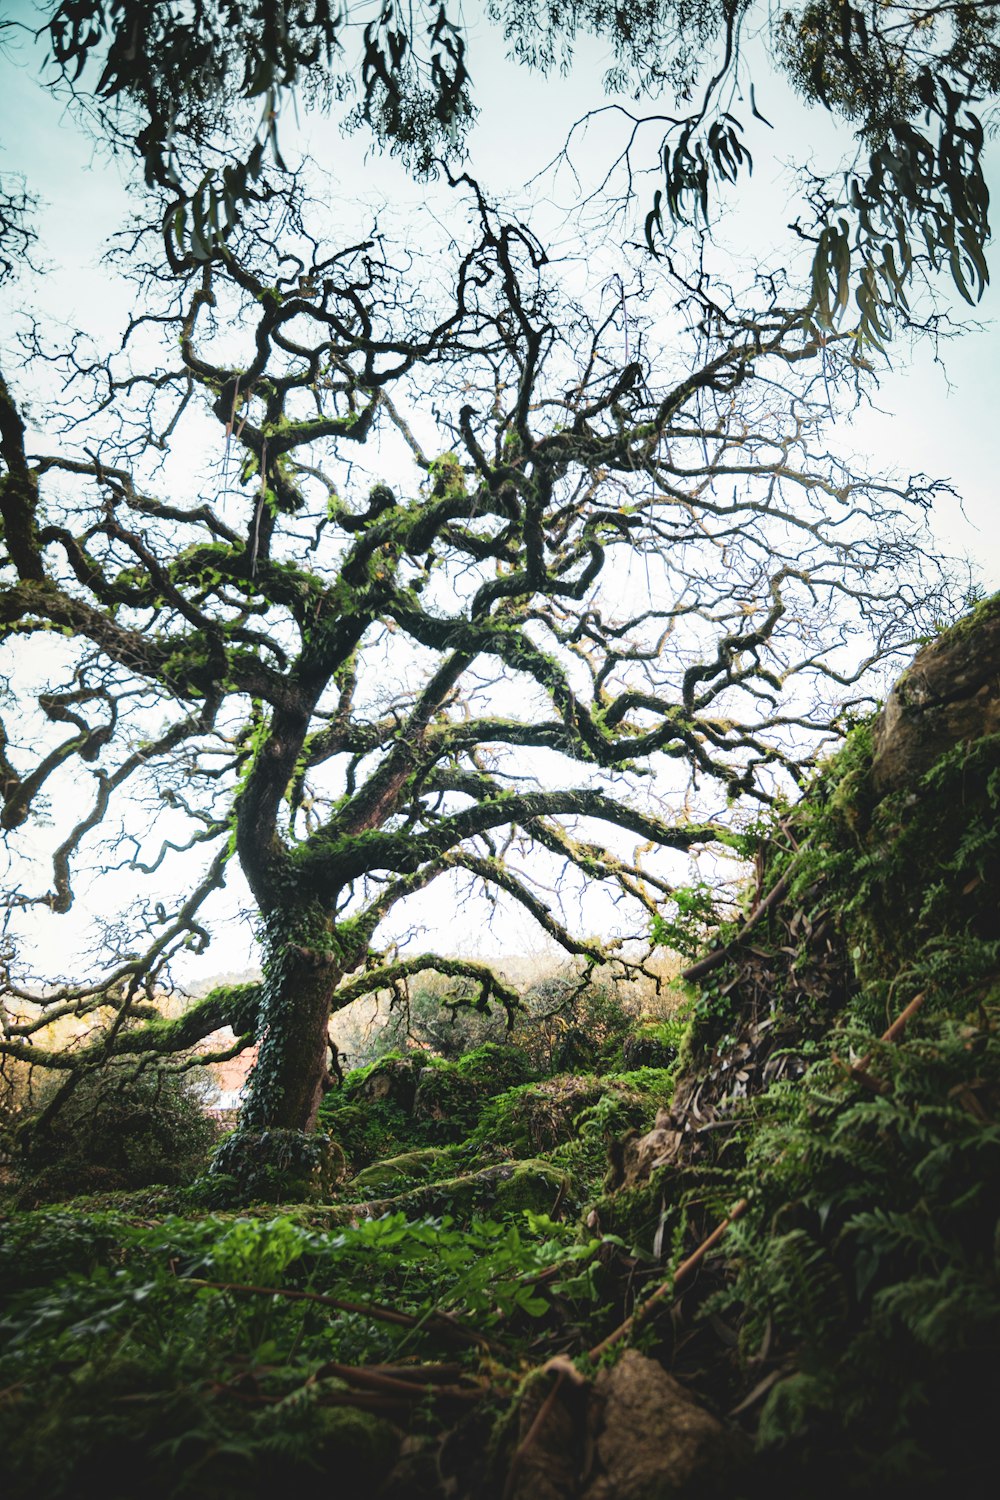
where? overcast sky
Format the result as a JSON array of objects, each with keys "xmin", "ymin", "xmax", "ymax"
[{"xmin": 3, "ymin": 5, "xmax": 995, "ymax": 581}]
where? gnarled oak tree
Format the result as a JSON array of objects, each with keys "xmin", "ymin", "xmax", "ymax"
[{"xmin": 0, "ymin": 176, "xmax": 953, "ymax": 1188}]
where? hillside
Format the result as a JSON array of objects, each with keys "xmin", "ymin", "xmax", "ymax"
[{"xmin": 1, "ymin": 599, "xmax": 998, "ymax": 1499}]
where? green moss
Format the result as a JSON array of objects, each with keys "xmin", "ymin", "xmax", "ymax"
[
  {"xmin": 588, "ymin": 1176, "xmax": 671, "ymax": 1251},
  {"xmin": 350, "ymin": 1145, "xmax": 462, "ymax": 1195},
  {"xmin": 413, "ymin": 1043, "xmax": 536, "ymax": 1139},
  {"xmin": 493, "ymin": 1160, "xmax": 569, "ymax": 1216},
  {"xmin": 926, "ymin": 586, "xmax": 1000, "ymax": 647},
  {"xmin": 780, "ymin": 726, "xmax": 1000, "ymax": 1034},
  {"xmin": 206, "ymin": 1130, "xmax": 344, "ymax": 1205},
  {"xmin": 349, "ymin": 1158, "xmax": 571, "ymax": 1223}
]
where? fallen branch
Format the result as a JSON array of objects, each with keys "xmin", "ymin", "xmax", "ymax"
[
  {"xmin": 681, "ymin": 873, "xmax": 794, "ymax": 983},
  {"xmin": 879, "ymin": 989, "xmax": 928, "ymax": 1048},
  {"xmin": 179, "ymin": 1276, "xmax": 498, "ymax": 1349},
  {"xmin": 315, "ymin": 1359, "xmax": 481, "ymax": 1400},
  {"xmin": 501, "ymin": 1359, "xmax": 587, "ymax": 1500},
  {"xmin": 841, "ymin": 990, "xmax": 927, "ymax": 1087},
  {"xmin": 588, "ymin": 1198, "xmax": 750, "ymax": 1361}
]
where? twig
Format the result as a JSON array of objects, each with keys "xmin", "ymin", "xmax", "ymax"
[
  {"xmin": 501, "ymin": 1368, "xmax": 568, "ymax": 1500},
  {"xmin": 587, "ymin": 1198, "xmax": 750, "ymax": 1361},
  {"xmin": 681, "ymin": 873, "xmax": 794, "ymax": 983},
  {"xmin": 880, "ymin": 989, "xmax": 928, "ymax": 1047},
  {"xmin": 315, "ymin": 1359, "xmax": 481, "ymax": 1400},
  {"xmin": 843, "ymin": 990, "xmax": 927, "ymax": 1087},
  {"xmin": 179, "ymin": 1276, "xmax": 496, "ymax": 1349}
]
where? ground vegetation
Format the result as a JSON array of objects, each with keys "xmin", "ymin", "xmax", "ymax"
[{"xmin": 0, "ymin": 603, "xmax": 996, "ymax": 1498}]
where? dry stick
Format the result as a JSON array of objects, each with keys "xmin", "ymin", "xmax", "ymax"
[
  {"xmin": 315, "ymin": 1360, "xmax": 481, "ymax": 1400},
  {"xmin": 357, "ymin": 1361, "xmax": 465, "ymax": 1380},
  {"xmin": 846, "ymin": 990, "xmax": 927, "ymax": 1088},
  {"xmin": 501, "ymin": 1368, "xmax": 569, "ymax": 1500},
  {"xmin": 680, "ymin": 872, "xmax": 794, "ymax": 984},
  {"xmin": 879, "ymin": 989, "xmax": 928, "ymax": 1047},
  {"xmin": 587, "ymin": 1198, "xmax": 750, "ymax": 1362},
  {"xmin": 180, "ymin": 1276, "xmax": 496, "ymax": 1350}
]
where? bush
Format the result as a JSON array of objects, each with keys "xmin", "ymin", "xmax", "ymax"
[
  {"xmin": 413, "ymin": 1043, "xmax": 537, "ymax": 1139},
  {"xmin": 620, "ymin": 1016, "xmax": 686, "ymax": 1071},
  {"xmin": 14, "ymin": 1064, "xmax": 218, "ymax": 1201}
]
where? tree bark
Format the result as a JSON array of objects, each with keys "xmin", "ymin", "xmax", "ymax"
[{"xmin": 238, "ymin": 912, "xmax": 344, "ymax": 1136}]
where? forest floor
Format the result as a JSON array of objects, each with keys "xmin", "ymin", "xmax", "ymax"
[{"xmin": 2, "ymin": 602, "xmax": 999, "ymax": 1499}]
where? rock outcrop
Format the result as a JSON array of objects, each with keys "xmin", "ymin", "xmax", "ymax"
[
  {"xmin": 871, "ymin": 594, "xmax": 1000, "ymax": 796},
  {"xmin": 506, "ymin": 1351, "xmax": 747, "ymax": 1500}
]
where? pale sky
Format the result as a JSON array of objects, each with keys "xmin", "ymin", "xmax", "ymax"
[{"xmin": 3, "ymin": 5, "xmax": 994, "ymax": 581}]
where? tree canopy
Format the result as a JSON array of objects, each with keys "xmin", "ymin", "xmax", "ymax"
[
  {"xmin": 0, "ymin": 152, "xmax": 957, "ymax": 1183},
  {"xmin": 23, "ymin": 0, "xmax": 1000, "ymax": 342}
]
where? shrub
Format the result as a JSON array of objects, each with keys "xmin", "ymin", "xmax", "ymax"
[{"xmin": 14, "ymin": 1063, "xmax": 218, "ymax": 1201}]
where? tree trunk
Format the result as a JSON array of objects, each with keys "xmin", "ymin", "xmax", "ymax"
[
  {"xmin": 209, "ymin": 908, "xmax": 348, "ymax": 1199},
  {"xmin": 237, "ymin": 907, "xmax": 345, "ymax": 1136}
]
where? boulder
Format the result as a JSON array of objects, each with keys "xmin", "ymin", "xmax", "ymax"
[
  {"xmin": 583, "ymin": 1351, "xmax": 747, "ymax": 1500},
  {"xmin": 871, "ymin": 594, "xmax": 1000, "ymax": 797},
  {"xmin": 505, "ymin": 1351, "xmax": 747, "ymax": 1500}
]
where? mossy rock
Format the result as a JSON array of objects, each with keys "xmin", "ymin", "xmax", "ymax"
[
  {"xmin": 317, "ymin": 1099, "xmax": 419, "ymax": 1169},
  {"xmin": 154, "ymin": 1406, "xmax": 399, "ymax": 1499},
  {"xmin": 343, "ymin": 1053, "xmax": 425, "ymax": 1111},
  {"xmin": 871, "ymin": 590, "xmax": 1000, "ymax": 797},
  {"xmin": 343, "ymin": 1159, "xmax": 571, "ymax": 1223},
  {"xmin": 474, "ymin": 1074, "xmax": 669, "ymax": 1158},
  {"xmin": 473, "ymin": 1076, "xmax": 603, "ymax": 1154},
  {"xmin": 493, "ymin": 1159, "xmax": 570, "ymax": 1216},
  {"xmin": 588, "ymin": 1157, "xmax": 714, "ymax": 1254},
  {"xmin": 350, "ymin": 1145, "xmax": 462, "ymax": 1195},
  {"xmin": 451, "ymin": 1042, "xmax": 536, "ymax": 1090},
  {"xmin": 412, "ymin": 1066, "xmax": 480, "ymax": 1136},
  {"xmin": 413, "ymin": 1043, "xmax": 536, "ymax": 1139}
]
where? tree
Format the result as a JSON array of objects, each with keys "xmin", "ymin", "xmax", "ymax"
[
  {"xmin": 23, "ymin": 1, "xmax": 1000, "ymax": 340},
  {"xmin": 0, "ymin": 164, "xmax": 955, "ymax": 1189}
]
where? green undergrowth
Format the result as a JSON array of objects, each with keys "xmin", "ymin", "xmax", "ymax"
[
  {"xmin": 315, "ymin": 1038, "xmax": 678, "ymax": 1215},
  {"xmin": 713, "ymin": 1011, "xmax": 1000, "ymax": 1494},
  {"xmin": 0, "ymin": 1014, "xmax": 681, "ymax": 1497},
  {"xmin": 613, "ymin": 708, "xmax": 1000, "ymax": 1495},
  {"xmin": 3, "ymin": 610, "xmax": 998, "ymax": 1497},
  {"xmin": 0, "ymin": 1206, "xmax": 617, "ymax": 1500}
]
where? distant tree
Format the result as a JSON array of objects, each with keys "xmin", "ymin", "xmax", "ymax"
[
  {"xmin": 0, "ymin": 163, "xmax": 954, "ymax": 1190},
  {"xmin": 22, "ymin": 1, "xmax": 1000, "ymax": 339}
]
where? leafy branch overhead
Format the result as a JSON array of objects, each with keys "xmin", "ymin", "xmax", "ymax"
[{"xmin": 33, "ymin": 1, "xmax": 999, "ymax": 337}]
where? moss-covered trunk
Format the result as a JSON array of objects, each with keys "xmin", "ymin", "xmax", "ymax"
[
  {"xmin": 211, "ymin": 903, "xmax": 348, "ymax": 1198},
  {"xmin": 240, "ymin": 942, "xmax": 341, "ymax": 1134}
]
